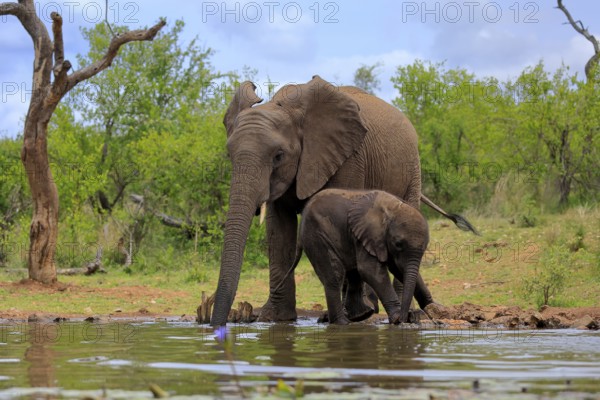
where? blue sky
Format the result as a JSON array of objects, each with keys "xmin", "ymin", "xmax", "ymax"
[{"xmin": 1, "ymin": 0, "xmax": 598, "ymax": 138}]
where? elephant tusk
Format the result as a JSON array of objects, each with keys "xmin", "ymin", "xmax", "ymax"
[{"xmin": 259, "ymin": 202, "xmax": 267, "ymax": 225}]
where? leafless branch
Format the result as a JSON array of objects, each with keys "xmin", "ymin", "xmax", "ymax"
[
  {"xmin": 557, "ymin": 0, "xmax": 600, "ymax": 79},
  {"xmin": 104, "ymin": 0, "xmax": 116, "ymax": 37},
  {"xmin": 50, "ymin": 12, "xmax": 64, "ymax": 67},
  {"xmin": 67, "ymin": 19, "xmax": 167, "ymax": 91},
  {"xmin": 0, "ymin": 1, "xmax": 24, "ymax": 17},
  {"xmin": 48, "ymin": 12, "xmax": 72, "ymax": 101}
]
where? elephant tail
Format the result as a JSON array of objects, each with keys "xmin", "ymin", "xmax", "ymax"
[{"xmin": 420, "ymin": 194, "xmax": 481, "ymax": 235}]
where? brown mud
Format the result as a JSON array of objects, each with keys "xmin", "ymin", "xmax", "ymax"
[{"xmin": 1, "ymin": 279, "xmax": 599, "ymax": 329}]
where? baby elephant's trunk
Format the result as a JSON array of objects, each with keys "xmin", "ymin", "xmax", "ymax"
[{"xmin": 399, "ymin": 260, "xmax": 420, "ymax": 322}]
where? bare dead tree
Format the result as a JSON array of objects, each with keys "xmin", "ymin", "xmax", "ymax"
[
  {"xmin": 0, "ymin": 0, "xmax": 165, "ymax": 284},
  {"xmin": 557, "ymin": 0, "xmax": 600, "ymax": 80}
]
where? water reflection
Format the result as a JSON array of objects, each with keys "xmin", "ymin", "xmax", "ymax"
[
  {"xmin": 24, "ymin": 325, "xmax": 57, "ymax": 391},
  {"xmin": 1, "ymin": 321, "xmax": 599, "ymax": 398},
  {"xmin": 252, "ymin": 324, "xmax": 424, "ymax": 370}
]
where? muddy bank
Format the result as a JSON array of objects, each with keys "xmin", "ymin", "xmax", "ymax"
[
  {"xmin": 1, "ymin": 279, "xmax": 598, "ymax": 328},
  {"xmin": 416, "ymin": 302, "xmax": 600, "ymax": 330},
  {"xmin": 2, "ymin": 302, "xmax": 599, "ymax": 330}
]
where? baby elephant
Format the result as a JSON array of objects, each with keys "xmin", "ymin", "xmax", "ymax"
[{"xmin": 298, "ymin": 188, "xmax": 429, "ymax": 324}]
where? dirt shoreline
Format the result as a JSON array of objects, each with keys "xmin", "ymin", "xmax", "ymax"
[
  {"xmin": 1, "ymin": 279, "xmax": 598, "ymax": 329},
  {"xmin": 1, "ymin": 304, "xmax": 599, "ymax": 330}
]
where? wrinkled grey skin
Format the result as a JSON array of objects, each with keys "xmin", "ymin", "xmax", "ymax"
[
  {"xmin": 297, "ymin": 189, "xmax": 429, "ymax": 324},
  {"xmin": 211, "ymin": 75, "xmax": 458, "ymax": 326}
]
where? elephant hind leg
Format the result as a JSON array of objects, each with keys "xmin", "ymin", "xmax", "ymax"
[
  {"xmin": 303, "ymin": 235, "xmax": 350, "ymax": 325},
  {"xmin": 343, "ymin": 270, "xmax": 375, "ymax": 322}
]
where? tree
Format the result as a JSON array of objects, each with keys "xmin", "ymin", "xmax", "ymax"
[
  {"xmin": 0, "ymin": 0, "xmax": 165, "ymax": 283},
  {"xmin": 353, "ymin": 62, "xmax": 383, "ymax": 94},
  {"xmin": 557, "ymin": 0, "xmax": 599, "ymax": 82},
  {"xmin": 506, "ymin": 63, "xmax": 599, "ymax": 207},
  {"xmin": 66, "ymin": 21, "xmax": 232, "ymax": 246},
  {"xmin": 392, "ymin": 60, "xmax": 503, "ymax": 208}
]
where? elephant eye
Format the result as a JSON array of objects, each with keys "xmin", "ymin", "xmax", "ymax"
[
  {"xmin": 273, "ymin": 150, "xmax": 284, "ymax": 163},
  {"xmin": 394, "ymin": 241, "xmax": 404, "ymax": 251}
]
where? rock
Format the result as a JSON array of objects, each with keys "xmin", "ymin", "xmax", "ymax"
[
  {"xmin": 483, "ymin": 312, "xmax": 497, "ymax": 321},
  {"xmin": 570, "ymin": 315, "xmax": 594, "ymax": 330},
  {"xmin": 543, "ymin": 316, "xmax": 563, "ymax": 329},
  {"xmin": 529, "ymin": 312, "xmax": 544, "ymax": 328},
  {"xmin": 438, "ymin": 319, "xmax": 471, "ymax": 328},
  {"xmin": 489, "ymin": 316, "xmax": 521, "ymax": 327},
  {"xmin": 196, "ymin": 291, "xmax": 215, "ymax": 324},
  {"xmin": 423, "ymin": 303, "xmax": 451, "ymax": 320},
  {"xmin": 456, "ymin": 304, "xmax": 485, "ymax": 323},
  {"xmin": 228, "ymin": 301, "xmax": 256, "ymax": 323},
  {"xmin": 27, "ymin": 313, "xmax": 54, "ymax": 323}
]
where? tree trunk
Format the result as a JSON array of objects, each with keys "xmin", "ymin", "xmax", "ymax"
[
  {"xmin": 22, "ymin": 118, "xmax": 59, "ymax": 284},
  {"xmin": 1, "ymin": 0, "xmax": 165, "ymax": 284},
  {"xmin": 558, "ymin": 174, "xmax": 572, "ymax": 207}
]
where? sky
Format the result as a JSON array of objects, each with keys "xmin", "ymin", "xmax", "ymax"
[{"xmin": 1, "ymin": 0, "xmax": 598, "ymax": 138}]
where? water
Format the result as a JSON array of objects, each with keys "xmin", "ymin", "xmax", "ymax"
[{"xmin": 0, "ymin": 319, "xmax": 599, "ymax": 399}]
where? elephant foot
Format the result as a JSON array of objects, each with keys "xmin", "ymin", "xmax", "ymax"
[
  {"xmin": 257, "ymin": 300, "xmax": 297, "ymax": 322},
  {"xmin": 389, "ymin": 309, "xmax": 424, "ymax": 325},
  {"xmin": 408, "ymin": 309, "xmax": 423, "ymax": 324},
  {"xmin": 334, "ymin": 316, "xmax": 351, "ymax": 325},
  {"xmin": 317, "ymin": 312, "xmax": 329, "ymax": 323},
  {"xmin": 347, "ymin": 305, "xmax": 374, "ymax": 322},
  {"xmin": 389, "ymin": 312, "xmax": 402, "ymax": 325},
  {"xmin": 317, "ymin": 311, "xmax": 349, "ymax": 325},
  {"xmin": 345, "ymin": 292, "xmax": 376, "ymax": 322}
]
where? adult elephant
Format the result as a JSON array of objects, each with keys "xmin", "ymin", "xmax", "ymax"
[{"xmin": 211, "ymin": 75, "xmax": 476, "ymax": 326}]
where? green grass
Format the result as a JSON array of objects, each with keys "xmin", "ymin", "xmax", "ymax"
[
  {"xmin": 1, "ymin": 208, "xmax": 598, "ymax": 317},
  {"xmin": 420, "ymin": 206, "xmax": 600, "ymax": 309}
]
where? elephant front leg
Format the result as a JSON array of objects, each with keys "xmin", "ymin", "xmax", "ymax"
[
  {"xmin": 258, "ymin": 200, "xmax": 298, "ymax": 322},
  {"xmin": 356, "ymin": 256, "xmax": 402, "ymax": 324}
]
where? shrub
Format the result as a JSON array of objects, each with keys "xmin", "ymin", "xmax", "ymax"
[{"xmin": 521, "ymin": 245, "xmax": 571, "ymax": 307}]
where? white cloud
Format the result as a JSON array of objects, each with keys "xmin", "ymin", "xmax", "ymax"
[{"xmin": 1, "ymin": 2, "xmax": 600, "ymax": 137}]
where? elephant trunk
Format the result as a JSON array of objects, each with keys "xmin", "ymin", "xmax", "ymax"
[
  {"xmin": 211, "ymin": 178, "xmax": 265, "ymax": 326},
  {"xmin": 399, "ymin": 257, "xmax": 421, "ymax": 323}
]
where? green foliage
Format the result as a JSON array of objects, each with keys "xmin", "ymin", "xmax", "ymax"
[
  {"xmin": 391, "ymin": 60, "xmax": 599, "ymax": 215},
  {"xmin": 0, "ymin": 137, "xmax": 29, "ymax": 266},
  {"xmin": 521, "ymin": 245, "xmax": 571, "ymax": 307},
  {"xmin": 567, "ymin": 224, "xmax": 586, "ymax": 252},
  {"xmin": 244, "ymin": 223, "xmax": 269, "ymax": 269},
  {"xmin": 353, "ymin": 62, "xmax": 383, "ymax": 95},
  {"xmin": 1, "ymin": 19, "xmax": 597, "ymax": 286}
]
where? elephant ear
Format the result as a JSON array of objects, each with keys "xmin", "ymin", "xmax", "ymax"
[
  {"xmin": 292, "ymin": 75, "xmax": 368, "ymax": 199},
  {"xmin": 223, "ymin": 81, "xmax": 263, "ymax": 138},
  {"xmin": 348, "ymin": 191, "xmax": 393, "ymax": 263}
]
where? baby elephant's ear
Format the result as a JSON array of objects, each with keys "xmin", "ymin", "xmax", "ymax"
[{"xmin": 348, "ymin": 192, "xmax": 389, "ymax": 263}]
